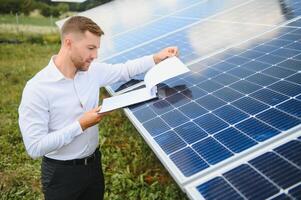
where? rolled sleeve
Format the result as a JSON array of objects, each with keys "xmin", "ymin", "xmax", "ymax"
[{"xmin": 91, "ymin": 55, "xmax": 156, "ymax": 87}]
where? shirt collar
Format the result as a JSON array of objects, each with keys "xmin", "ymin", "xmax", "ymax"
[{"xmin": 45, "ymin": 56, "xmax": 66, "ymax": 82}]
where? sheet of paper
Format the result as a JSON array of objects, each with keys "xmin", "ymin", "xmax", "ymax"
[
  {"xmin": 99, "ymin": 87, "xmax": 157, "ymax": 113},
  {"xmin": 144, "ymin": 56, "xmax": 190, "ymax": 94}
]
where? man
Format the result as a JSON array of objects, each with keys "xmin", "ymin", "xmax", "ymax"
[{"xmin": 18, "ymin": 16, "xmax": 178, "ymax": 200}]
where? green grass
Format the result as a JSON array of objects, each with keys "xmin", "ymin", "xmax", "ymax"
[
  {"xmin": 0, "ymin": 14, "xmax": 59, "ymax": 27},
  {"xmin": 0, "ymin": 42, "xmax": 188, "ymax": 199}
]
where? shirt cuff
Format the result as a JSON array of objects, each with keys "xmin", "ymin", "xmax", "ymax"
[
  {"xmin": 145, "ymin": 54, "xmax": 156, "ymax": 70},
  {"xmin": 66, "ymin": 121, "xmax": 83, "ymax": 143}
]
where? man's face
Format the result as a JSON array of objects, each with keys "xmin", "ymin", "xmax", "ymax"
[{"xmin": 68, "ymin": 31, "xmax": 100, "ymax": 71}]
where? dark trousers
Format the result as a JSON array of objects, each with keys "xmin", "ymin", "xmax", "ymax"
[{"xmin": 41, "ymin": 150, "xmax": 105, "ymax": 200}]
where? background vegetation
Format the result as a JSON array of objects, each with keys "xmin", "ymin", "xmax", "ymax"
[
  {"xmin": 0, "ymin": 11, "xmax": 189, "ymax": 200},
  {"xmin": 0, "ymin": 0, "xmax": 112, "ymax": 17}
]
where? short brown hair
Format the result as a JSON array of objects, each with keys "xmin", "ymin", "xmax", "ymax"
[{"xmin": 61, "ymin": 16, "xmax": 104, "ymax": 39}]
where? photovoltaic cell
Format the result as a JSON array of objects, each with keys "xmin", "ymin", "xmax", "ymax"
[
  {"xmin": 197, "ymin": 177, "xmax": 244, "ymax": 200},
  {"xmin": 196, "ymin": 95, "xmax": 226, "ymax": 111},
  {"xmin": 276, "ymin": 99, "xmax": 301, "ymax": 118},
  {"xmin": 278, "ymin": 59, "xmax": 301, "ymax": 71},
  {"xmin": 249, "ymin": 152, "xmax": 301, "ymax": 189},
  {"xmin": 178, "ymin": 102, "xmax": 208, "ymax": 119},
  {"xmin": 212, "ymin": 87, "xmax": 243, "ymax": 102},
  {"xmin": 192, "ymin": 137, "xmax": 233, "ymax": 165},
  {"xmin": 229, "ymin": 80, "xmax": 262, "ymax": 94},
  {"xmin": 235, "ymin": 117, "xmax": 280, "ymax": 142},
  {"xmin": 149, "ymin": 100, "xmax": 173, "ymax": 115},
  {"xmin": 232, "ymin": 97, "xmax": 269, "ymax": 115},
  {"xmin": 274, "ymin": 140, "xmax": 301, "ymax": 168},
  {"xmin": 262, "ymin": 66, "xmax": 296, "ymax": 78},
  {"xmin": 250, "ymin": 88, "xmax": 289, "ymax": 106},
  {"xmin": 170, "ymin": 147, "xmax": 209, "ymax": 177},
  {"xmin": 241, "ymin": 60, "xmax": 270, "ymax": 71},
  {"xmin": 268, "ymin": 80, "xmax": 301, "ymax": 97},
  {"xmin": 256, "ymin": 108, "xmax": 301, "ymax": 131},
  {"xmin": 223, "ymin": 164, "xmax": 279, "ymax": 199},
  {"xmin": 174, "ymin": 122, "xmax": 207, "ymax": 144},
  {"xmin": 211, "ymin": 73, "xmax": 239, "ymax": 85},
  {"xmin": 154, "ymin": 130, "xmax": 187, "ymax": 155},
  {"xmin": 213, "ymin": 105, "xmax": 249, "ymax": 125},
  {"xmin": 246, "ymin": 73, "xmax": 279, "ymax": 86},
  {"xmin": 133, "ymin": 107, "xmax": 157, "ymax": 123},
  {"xmin": 161, "ymin": 109, "xmax": 189, "ymax": 127},
  {"xmin": 288, "ymin": 184, "xmax": 301, "ymax": 199},
  {"xmin": 271, "ymin": 194, "xmax": 291, "ymax": 200},
  {"xmin": 214, "ymin": 127, "xmax": 257, "ymax": 153},
  {"xmin": 227, "ymin": 67, "xmax": 254, "ymax": 78},
  {"xmin": 197, "ymin": 80, "xmax": 223, "ymax": 93},
  {"xmin": 286, "ymin": 73, "xmax": 301, "ymax": 85},
  {"xmin": 194, "ymin": 113, "xmax": 229, "ymax": 135},
  {"xmin": 143, "ymin": 117, "xmax": 170, "ymax": 136}
]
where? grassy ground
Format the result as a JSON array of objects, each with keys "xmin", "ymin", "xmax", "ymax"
[{"xmin": 0, "ymin": 16, "xmax": 189, "ymax": 200}]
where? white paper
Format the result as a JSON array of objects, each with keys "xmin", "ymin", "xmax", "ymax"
[
  {"xmin": 99, "ymin": 57, "xmax": 189, "ymax": 113},
  {"xmin": 99, "ymin": 87, "xmax": 156, "ymax": 113},
  {"xmin": 144, "ymin": 57, "xmax": 189, "ymax": 95}
]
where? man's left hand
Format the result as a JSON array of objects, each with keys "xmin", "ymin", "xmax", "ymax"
[{"xmin": 153, "ymin": 46, "xmax": 179, "ymax": 64}]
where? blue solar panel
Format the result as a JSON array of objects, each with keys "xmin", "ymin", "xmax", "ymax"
[
  {"xmin": 195, "ymin": 138, "xmax": 301, "ymax": 200},
  {"xmin": 86, "ymin": 0, "xmax": 301, "ymax": 198}
]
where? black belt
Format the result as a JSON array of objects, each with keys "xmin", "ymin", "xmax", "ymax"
[{"xmin": 43, "ymin": 148, "xmax": 99, "ymax": 166}]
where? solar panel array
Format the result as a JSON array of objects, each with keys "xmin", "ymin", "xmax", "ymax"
[{"xmin": 58, "ymin": 0, "xmax": 301, "ymax": 199}]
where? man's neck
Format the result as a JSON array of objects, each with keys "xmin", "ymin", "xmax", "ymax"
[{"xmin": 54, "ymin": 48, "xmax": 77, "ymax": 79}]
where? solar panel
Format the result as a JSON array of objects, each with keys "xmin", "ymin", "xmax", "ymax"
[
  {"xmin": 187, "ymin": 137, "xmax": 301, "ymax": 199},
  {"xmin": 58, "ymin": 0, "xmax": 301, "ymax": 199}
]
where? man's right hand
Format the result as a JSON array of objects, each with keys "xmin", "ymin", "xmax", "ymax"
[{"xmin": 78, "ymin": 106, "xmax": 104, "ymax": 131}]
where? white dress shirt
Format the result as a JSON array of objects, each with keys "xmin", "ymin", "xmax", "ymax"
[{"xmin": 19, "ymin": 55, "xmax": 155, "ymax": 160}]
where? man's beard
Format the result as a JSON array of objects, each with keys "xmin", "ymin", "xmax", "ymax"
[{"xmin": 71, "ymin": 55, "xmax": 89, "ymax": 71}]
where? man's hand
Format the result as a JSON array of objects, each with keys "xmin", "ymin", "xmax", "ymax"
[
  {"xmin": 153, "ymin": 46, "xmax": 179, "ymax": 64},
  {"xmin": 78, "ymin": 106, "xmax": 104, "ymax": 131}
]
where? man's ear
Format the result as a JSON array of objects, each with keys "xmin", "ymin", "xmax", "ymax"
[{"xmin": 64, "ymin": 38, "xmax": 72, "ymax": 49}]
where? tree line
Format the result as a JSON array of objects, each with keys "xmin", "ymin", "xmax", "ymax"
[{"xmin": 0, "ymin": 0, "xmax": 112, "ymax": 17}]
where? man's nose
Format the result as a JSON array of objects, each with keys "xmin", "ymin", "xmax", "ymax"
[{"xmin": 92, "ymin": 50, "xmax": 98, "ymax": 59}]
